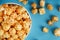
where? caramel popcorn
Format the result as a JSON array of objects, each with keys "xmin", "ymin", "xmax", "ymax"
[
  {"xmin": 47, "ymin": 4, "xmax": 53, "ymax": 10},
  {"xmin": 48, "ymin": 20, "xmax": 53, "ymax": 25},
  {"xmin": 0, "ymin": 4, "xmax": 31, "ymax": 40},
  {"xmin": 52, "ymin": 16, "xmax": 58, "ymax": 22},
  {"xmin": 39, "ymin": 8, "xmax": 45, "ymax": 15},
  {"xmin": 40, "ymin": 0, "xmax": 45, "ymax": 7},
  {"xmin": 32, "ymin": 8, "xmax": 38, "ymax": 14},
  {"xmin": 54, "ymin": 28, "xmax": 60, "ymax": 36},
  {"xmin": 43, "ymin": 27, "xmax": 48, "ymax": 33},
  {"xmin": 31, "ymin": 2, "xmax": 37, "ymax": 8}
]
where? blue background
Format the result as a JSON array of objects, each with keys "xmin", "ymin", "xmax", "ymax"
[{"xmin": 0, "ymin": 0, "xmax": 60, "ymax": 40}]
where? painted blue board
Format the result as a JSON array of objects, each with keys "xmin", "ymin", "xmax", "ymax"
[{"xmin": 0, "ymin": 0, "xmax": 60, "ymax": 40}]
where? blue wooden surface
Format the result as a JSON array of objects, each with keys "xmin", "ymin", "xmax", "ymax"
[{"xmin": 0, "ymin": 0, "xmax": 60, "ymax": 40}]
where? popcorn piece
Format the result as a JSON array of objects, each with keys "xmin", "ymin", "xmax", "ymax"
[
  {"xmin": 15, "ymin": 38, "xmax": 20, "ymax": 40},
  {"xmin": 3, "ymin": 32, "xmax": 10, "ymax": 38},
  {"xmin": 54, "ymin": 28, "xmax": 60, "ymax": 36},
  {"xmin": 32, "ymin": 8, "xmax": 38, "ymax": 14},
  {"xmin": 47, "ymin": 4, "xmax": 53, "ymax": 10},
  {"xmin": 0, "ymin": 6, "xmax": 5, "ymax": 12},
  {"xmin": 2, "ymin": 4, "xmax": 8, "ymax": 8},
  {"xmin": 1, "ymin": 22, "xmax": 11, "ymax": 31},
  {"xmin": 11, "ymin": 12, "xmax": 17, "ymax": 19},
  {"xmin": 0, "ymin": 29, "xmax": 4, "ymax": 36},
  {"xmin": 31, "ymin": 2, "xmax": 37, "ymax": 8},
  {"xmin": 20, "ymin": 34, "xmax": 26, "ymax": 40},
  {"xmin": 39, "ymin": 8, "xmax": 45, "ymax": 15},
  {"xmin": 16, "ymin": 15, "xmax": 22, "ymax": 20},
  {"xmin": 52, "ymin": 16, "xmax": 58, "ymax": 22},
  {"xmin": 3, "ymin": 15, "xmax": 9, "ymax": 21},
  {"xmin": 15, "ymin": 23, "xmax": 22, "ymax": 31},
  {"xmin": 6, "ymin": 8, "xmax": 13, "ymax": 15},
  {"xmin": 43, "ymin": 27, "xmax": 48, "ymax": 33},
  {"xmin": 22, "ymin": 11, "xmax": 29, "ymax": 18},
  {"xmin": 7, "ymin": 37, "xmax": 14, "ymax": 40},
  {"xmin": 22, "ymin": 0, "xmax": 28, "ymax": 5},
  {"xmin": 0, "ymin": 11, "xmax": 3, "ymax": 17},
  {"xmin": 12, "ymin": 34, "xmax": 18, "ymax": 39},
  {"xmin": 40, "ymin": 0, "xmax": 45, "ymax": 7},
  {"xmin": 17, "ymin": 30, "xmax": 25, "ymax": 37},
  {"xmin": 9, "ymin": 28, "xmax": 16, "ymax": 36},
  {"xmin": 48, "ymin": 20, "xmax": 53, "ymax": 25},
  {"xmin": 16, "ymin": 6, "xmax": 26, "ymax": 14},
  {"xmin": 0, "ymin": 17, "xmax": 3, "ymax": 23}
]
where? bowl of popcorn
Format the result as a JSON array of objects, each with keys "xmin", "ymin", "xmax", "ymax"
[{"xmin": 0, "ymin": 3, "xmax": 31, "ymax": 40}]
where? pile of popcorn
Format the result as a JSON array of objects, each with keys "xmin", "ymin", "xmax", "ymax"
[{"xmin": 0, "ymin": 4, "xmax": 31, "ymax": 40}]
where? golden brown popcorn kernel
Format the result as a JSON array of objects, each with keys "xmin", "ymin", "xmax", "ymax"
[
  {"xmin": 3, "ymin": 32, "xmax": 10, "ymax": 38},
  {"xmin": 47, "ymin": 4, "xmax": 53, "ymax": 10},
  {"xmin": 0, "ymin": 29, "xmax": 4, "ymax": 37},
  {"xmin": 31, "ymin": 2, "xmax": 37, "ymax": 8},
  {"xmin": 16, "ymin": 6, "xmax": 26, "ymax": 14},
  {"xmin": 22, "ymin": 0, "xmax": 28, "ymax": 5},
  {"xmin": 48, "ymin": 20, "xmax": 53, "ymax": 25},
  {"xmin": 52, "ymin": 16, "xmax": 58, "ymax": 22},
  {"xmin": 1, "ymin": 22, "xmax": 11, "ymax": 31},
  {"xmin": 15, "ymin": 23, "xmax": 22, "ymax": 31},
  {"xmin": 39, "ymin": 8, "xmax": 45, "ymax": 15},
  {"xmin": 32, "ymin": 8, "xmax": 38, "ymax": 14},
  {"xmin": 40, "ymin": 0, "xmax": 45, "ymax": 7},
  {"xmin": 9, "ymin": 28, "xmax": 16, "ymax": 36},
  {"xmin": 0, "ymin": 6, "xmax": 5, "ymax": 12},
  {"xmin": 2, "ymin": 4, "xmax": 8, "ymax": 8},
  {"xmin": 12, "ymin": 34, "xmax": 18, "ymax": 39},
  {"xmin": 7, "ymin": 37, "xmax": 14, "ymax": 40},
  {"xmin": 0, "ymin": 17, "xmax": 3, "ymax": 23},
  {"xmin": 43, "ymin": 27, "xmax": 48, "ymax": 33},
  {"xmin": 0, "ymin": 11, "xmax": 3, "ymax": 17},
  {"xmin": 54, "ymin": 28, "xmax": 60, "ymax": 36}
]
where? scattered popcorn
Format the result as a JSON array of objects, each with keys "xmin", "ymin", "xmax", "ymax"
[
  {"xmin": 52, "ymin": 16, "xmax": 58, "ymax": 22},
  {"xmin": 19, "ymin": 0, "xmax": 28, "ymax": 5},
  {"xmin": 31, "ymin": 2, "xmax": 37, "ymax": 8},
  {"xmin": 32, "ymin": 8, "xmax": 38, "ymax": 14},
  {"xmin": 40, "ymin": 0, "xmax": 45, "ymax": 7},
  {"xmin": 47, "ymin": 4, "xmax": 53, "ymax": 10},
  {"xmin": 48, "ymin": 20, "xmax": 53, "ymax": 25},
  {"xmin": 43, "ymin": 27, "xmax": 48, "ymax": 33},
  {"xmin": 39, "ymin": 8, "xmax": 45, "ymax": 15},
  {"xmin": 22, "ymin": 0, "xmax": 28, "ymax": 5},
  {"xmin": 54, "ymin": 28, "xmax": 60, "ymax": 36}
]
